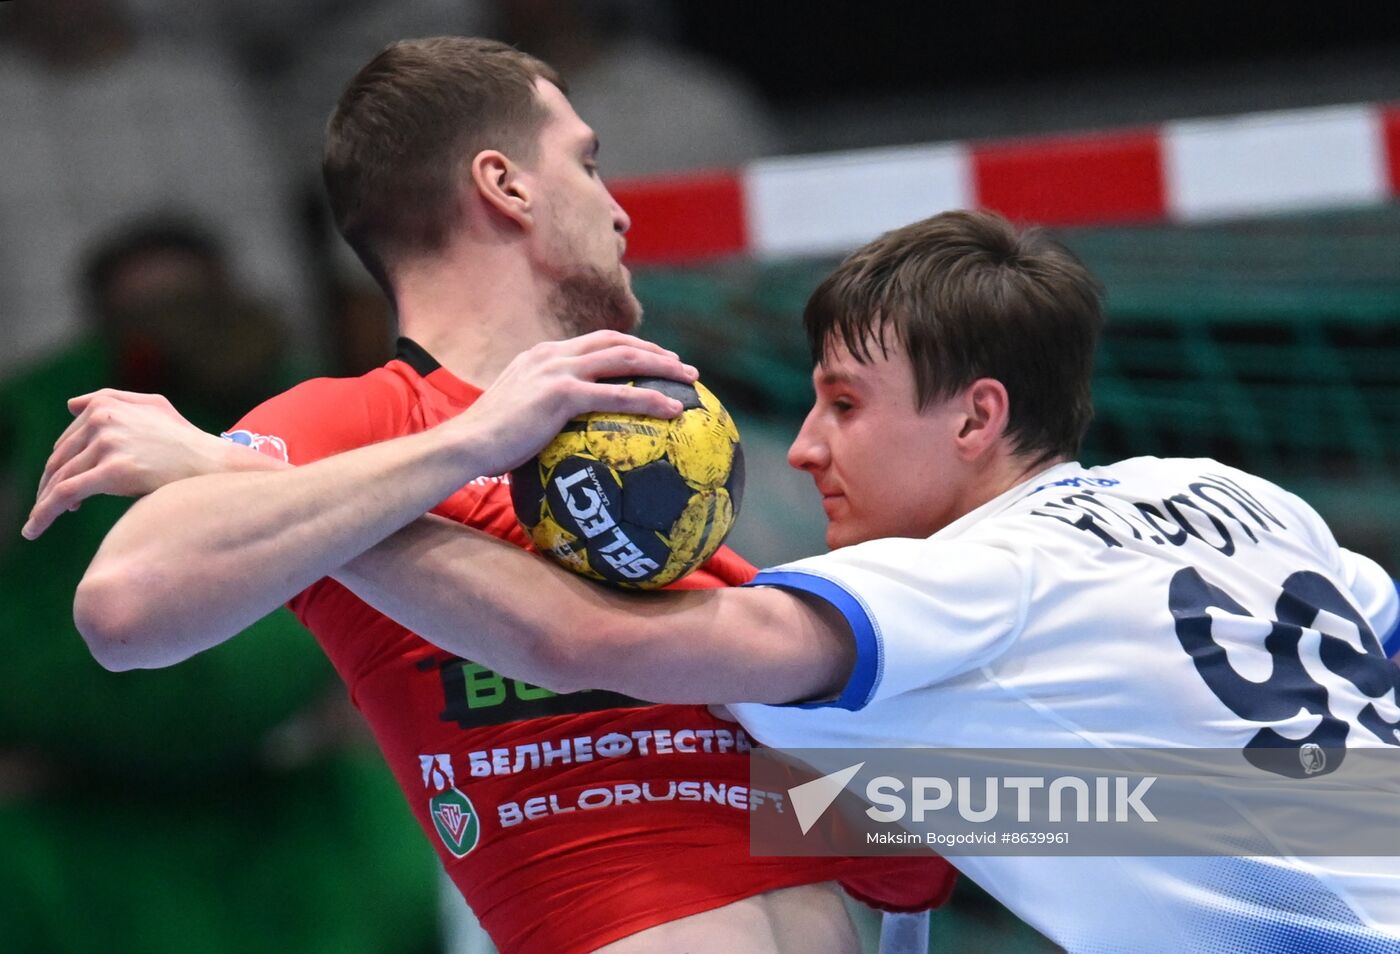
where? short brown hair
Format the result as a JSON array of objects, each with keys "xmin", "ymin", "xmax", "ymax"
[
  {"xmin": 323, "ymin": 37, "xmax": 562, "ymax": 296},
  {"xmin": 804, "ymin": 209, "xmax": 1103, "ymax": 463}
]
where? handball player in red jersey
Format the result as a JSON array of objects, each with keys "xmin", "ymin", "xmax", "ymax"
[{"xmin": 26, "ymin": 38, "xmax": 954, "ymax": 954}]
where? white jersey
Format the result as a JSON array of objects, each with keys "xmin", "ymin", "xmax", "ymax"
[{"xmin": 731, "ymin": 457, "xmax": 1400, "ymax": 953}]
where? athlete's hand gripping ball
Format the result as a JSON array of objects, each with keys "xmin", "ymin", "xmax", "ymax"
[{"xmin": 511, "ymin": 376, "xmax": 745, "ymax": 589}]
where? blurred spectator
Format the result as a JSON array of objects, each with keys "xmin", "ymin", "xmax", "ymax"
[
  {"xmin": 0, "ymin": 215, "xmax": 318, "ymax": 781},
  {"xmin": 0, "ymin": 219, "xmax": 436, "ymax": 953},
  {"xmin": 80, "ymin": 219, "xmax": 296, "ymax": 417},
  {"xmin": 495, "ymin": 0, "xmax": 781, "ymax": 177},
  {"xmin": 0, "ymin": 0, "xmax": 313, "ymax": 376}
]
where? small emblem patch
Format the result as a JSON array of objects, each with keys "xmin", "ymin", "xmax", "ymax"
[
  {"xmin": 430, "ymin": 788, "xmax": 480, "ymax": 857},
  {"xmin": 221, "ymin": 429, "xmax": 289, "ymax": 462}
]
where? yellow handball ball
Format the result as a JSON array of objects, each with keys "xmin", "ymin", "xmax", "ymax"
[{"xmin": 510, "ymin": 376, "xmax": 745, "ymax": 589}]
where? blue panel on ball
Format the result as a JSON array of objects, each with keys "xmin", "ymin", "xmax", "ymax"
[
  {"xmin": 620, "ymin": 460, "xmax": 695, "ymax": 532},
  {"xmin": 726, "ymin": 442, "xmax": 746, "ymax": 515},
  {"xmin": 508, "ymin": 458, "xmax": 547, "ymax": 527}
]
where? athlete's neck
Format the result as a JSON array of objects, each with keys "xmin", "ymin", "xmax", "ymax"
[
  {"xmin": 392, "ymin": 244, "xmax": 565, "ymax": 387},
  {"xmin": 989, "ymin": 454, "xmax": 1069, "ymax": 502},
  {"xmin": 954, "ymin": 453, "xmax": 1069, "ymax": 523}
]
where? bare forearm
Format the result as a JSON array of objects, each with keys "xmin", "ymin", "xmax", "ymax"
[
  {"xmin": 336, "ymin": 517, "xmax": 852, "ymax": 705},
  {"xmin": 76, "ymin": 425, "xmax": 487, "ymax": 669},
  {"xmin": 335, "ymin": 515, "xmax": 639, "ymax": 693}
]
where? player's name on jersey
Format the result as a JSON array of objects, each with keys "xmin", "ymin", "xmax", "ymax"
[
  {"xmin": 498, "ymin": 779, "xmax": 780, "ymax": 829},
  {"xmin": 467, "ymin": 726, "xmax": 754, "ymax": 777},
  {"xmin": 1028, "ymin": 471, "xmax": 1285, "ymax": 554}
]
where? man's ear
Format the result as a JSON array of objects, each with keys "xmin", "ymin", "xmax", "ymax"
[
  {"xmin": 954, "ymin": 378, "xmax": 1011, "ymax": 460},
  {"xmin": 470, "ymin": 150, "xmax": 532, "ymax": 229}
]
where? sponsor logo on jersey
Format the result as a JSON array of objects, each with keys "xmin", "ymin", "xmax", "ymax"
[
  {"xmin": 420, "ymin": 753, "xmax": 455, "ymax": 790},
  {"xmin": 466, "ymin": 726, "xmax": 752, "ymax": 777},
  {"xmin": 1028, "ymin": 474, "xmax": 1121, "ymax": 495},
  {"xmin": 419, "ymin": 753, "xmax": 479, "ymax": 857},
  {"xmin": 497, "ymin": 779, "xmax": 777, "ymax": 828},
  {"xmin": 221, "ymin": 429, "xmax": 289, "ymax": 462},
  {"xmin": 431, "ymin": 788, "xmax": 481, "ymax": 857}
]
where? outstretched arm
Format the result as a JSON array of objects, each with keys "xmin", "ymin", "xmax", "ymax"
[
  {"xmin": 65, "ymin": 332, "xmax": 699, "ymax": 671},
  {"xmin": 336, "ymin": 513, "xmax": 854, "ymax": 704}
]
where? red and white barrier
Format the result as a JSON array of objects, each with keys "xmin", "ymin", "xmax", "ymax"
[{"xmin": 612, "ymin": 102, "xmax": 1400, "ymax": 264}]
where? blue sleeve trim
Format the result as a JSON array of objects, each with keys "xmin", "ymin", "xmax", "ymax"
[
  {"xmin": 1383, "ymin": 580, "xmax": 1400, "ymax": 658},
  {"xmin": 744, "ymin": 569, "xmax": 881, "ymax": 711}
]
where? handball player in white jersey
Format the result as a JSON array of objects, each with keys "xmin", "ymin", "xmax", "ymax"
[{"xmin": 59, "ymin": 209, "xmax": 1400, "ymax": 952}]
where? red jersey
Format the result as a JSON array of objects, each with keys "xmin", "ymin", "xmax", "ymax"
[{"xmin": 229, "ymin": 339, "xmax": 955, "ymax": 953}]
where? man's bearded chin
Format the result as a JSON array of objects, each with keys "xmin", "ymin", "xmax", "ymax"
[{"xmin": 552, "ymin": 267, "xmax": 642, "ymax": 337}]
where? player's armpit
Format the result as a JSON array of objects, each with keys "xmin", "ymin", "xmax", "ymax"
[{"xmin": 334, "ymin": 516, "xmax": 855, "ymax": 705}]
